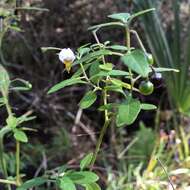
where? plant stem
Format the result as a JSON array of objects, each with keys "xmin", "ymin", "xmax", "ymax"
[
  {"xmin": 0, "ymin": 94, "xmax": 12, "ymax": 190},
  {"xmin": 90, "ymin": 90, "xmax": 110, "ymax": 170},
  {"xmin": 0, "ymin": 29, "xmax": 7, "ymax": 66},
  {"xmin": 0, "ymin": 179, "xmax": 16, "ymax": 185},
  {"xmin": 16, "ymin": 141, "xmax": 21, "ymax": 186},
  {"xmin": 0, "ymin": 138, "xmax": 8, "ymax": 178},
  {"xmin": 130, "ymin": 30, "xmax": 147, "ymax": 53},
  {"xmin": 125, "ymin": 27, "xmax": 133, "ymax": 93}
]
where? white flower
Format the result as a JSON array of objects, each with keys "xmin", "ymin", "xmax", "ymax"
[
  {"xmin": 176, "ymin": 138, "xmax": 181, "ymax": 144},
  {"xmin": 58, "ymin": 48, "xmax": 75, "ymax": 73},
  {"xmin": 58, "ymin": 48, "xmax": 75, "ymax": 63}
]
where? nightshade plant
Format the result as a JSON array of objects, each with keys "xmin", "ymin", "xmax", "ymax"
[
  {"xmin": 0, "ymin": 4, "xmax": 178, "ymax": 190},
  {"xmin": 42, "ymin": 8, "xmax": 178, "ymax": 190}
]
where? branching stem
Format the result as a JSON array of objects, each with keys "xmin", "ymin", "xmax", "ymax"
[{"xmin": 90, "ymin": 90, "xmax": 110, "ymax": 170}]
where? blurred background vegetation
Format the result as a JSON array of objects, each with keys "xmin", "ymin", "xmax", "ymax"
[{"xmin": 0, "ymin": 0, "xmax": 190, "ymax": 189}]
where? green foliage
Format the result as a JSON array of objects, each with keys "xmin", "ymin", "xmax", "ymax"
[
  {"xmin": 57, "ymin": 177, "xmax": 76, "ymax": 190},
  {"xmin": 79, "ymin": 91, "xmax": 97, "ymax": 109},
  {"xmin": 67, "ymin": 171, "xmax": 99, "ymax": 184},
  {"xmin": 17, "ymin": 177, "xmax": 47, "ymax": 190},
  {"xmin": 48, "ymin": 78, "xmax": 87, "ymax": 94},
  {"xmin": 128, "ymin": 123, "xmax": 156, "ymax": 164},
  {"xmin": 0, "ymin": 65, "xmax": 10, "ymax": 95},
  {"xmin": 13, "ymin": 130, "xmax": 28, "ymax": 143},
  {"xmin": 116, "ymin": 97, "xmax": 141, "ymax": 127},
  {"xmin": 134, "ymin": 0, "xmax": 190, "ymax": 115},
  {"xmin": 141, "ymin": 103, "xmax": 157, "ymax": 110},
  {"xmin": 84, "ymin": 183, "xmax": 101, "ymax": 190},
  {"xmin": 80, "ymin": 153, "xmax": 93, "ymax": 170},
  {"xmin": 45, "ymin": 9, "xmax": 178, "ymax": 189},
  {"xmin": 121, "ymin": 50, "xmax": 150, "ymax": 77},
  {"xmin": 0, "ymin": 1, "xmax": 180, "ymax": 189}
]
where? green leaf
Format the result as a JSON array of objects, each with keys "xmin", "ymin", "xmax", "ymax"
[
  {"xmin": 79, "ymin": 91, "xmax": 97, "ymax": 109},
  {"xmin": 58, "ymin": 177, "xmax": 76, "ymax": 190},
  {"xmin": 9, "ymin": 26, "xmax": 22, "ymax": 32},
  {"xmin": 99, "ymin": 63, "xmax": 113, "ymax": 71},
  {"xmin": 84, "ymin": 183, "xmax": 101, "ymax": 190},
  {"xmin": 130, "ymin": 8, "xmax": 155, "ymax": 21},
  {"xmin": 116, "ymin": 97, "xmax": 141, "ymax": 127},
  {"xmin": 110, "ymin": 79, "xmax": 132, "ymax": 90},
  {"xmin": 107, "ymin": 45, "xmax": 128, "ymax": 51},
  {"xmin": 10, "ymin": 79, "xmax": 32, "ymax": 92},
  {"xmin": 74, "ymin": 50, "xmax": 113, "ymax": 66},
  {"xmin": 6, "ymin": 115, "xmax": 18, "ymax": 129},
  {"xmin": 67, "ymin": 171, "xmax": 99, "ymax": 184},
  {"xmin": 0, "ymin": 97, "xmax": 4, "ymax": 107},
  {"xmin": 90, "ymin": 70, "xmax": 130, "ymax": 81},
  {"xmin": 16, "ymin": 6, "xmax": 49, "ymax": 11},
  {"xmin": 0, "ymin": 126, "xmax": 11, "ymax": 139},
  {"xmin": 14, "ymin": 130, "xmax": 28, "ymax": 143},
  {"xmin": 16, "ymin": 177, "xmax": 47, "ymax": 190},
  {"xmin": 108, "ymin": 70, "xmax": 130, "ymax": 76},
  {"xmin": 10, "ymin": 87, "xmax": 31, "ymax": 91},
  {"xmin": 88, "ymin": 22, "xmax": 124, "ymax": 31},
  {"xmin": 57, "ymin": 165, "xmax": 67, "ymax": 175},
  {"xmin": 48, "ymin": 78, "xmax": 86, "ymax": 94},
  {"xmin": 98, "ymin": 103, "xmax": 118, "ymax": 111},
  {"xmin": 104, "ymin": 85, "xmax": 126, "ymax": 97},
  {"xmin": 108, "ymin": 13, "xmax": 131, "ymax": 23},
  {"xmin": 41, "ymin": 47, "xmax": 62, "ymax": 52},
  {"xmin": 121, "ymin": 50, "xmax": 150, "ymax": 77},
  {"xmin": 141, "ymin": 103, "xmax": 157, "ymax": 110},
  {"xmin": 78, "ymin": 47, "xmax": 91, "ymax": 57},
  {"xmin": 89, "ymin": 61, "xmax": 101, "ymax": 83},
  {"xmin": 154, "ymin": 67, "xmax": 179, "ymax": 72},
  {"xmin": 80, "ymin": 153, "xmax": 93, "ymax": 170},
  {"xmin": 72, "ymin": 63, "xmax": 92, "ymax": 78},
  {"xmin": 17, "ymin": 115, "xmax": 36, "ymax": 124},
  {"xmin": 0, "ymin": 65, "xmax": 10, "ymax": 94}
]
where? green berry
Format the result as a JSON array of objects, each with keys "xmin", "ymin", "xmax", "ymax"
[
  {"xmin": 139, "ymin": 81, "xmax": 154, "ymax": 95},
  {"xmin": 146, "ymin": 53, "xmax": 154, "ymax": 65}
]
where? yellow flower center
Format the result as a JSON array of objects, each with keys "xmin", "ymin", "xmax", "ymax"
[{"xmin": 64, "ymin": 60, "xmax": 72, "ymax": 73}]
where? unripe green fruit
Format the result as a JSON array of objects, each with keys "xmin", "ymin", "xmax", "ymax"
[
  {"xmin": 146, "ymin": 53, "xmax": 154, "ymax": 65},
  {"xmin": 139, "ymin": 81, "xmax": 154, "ymax": 95}
]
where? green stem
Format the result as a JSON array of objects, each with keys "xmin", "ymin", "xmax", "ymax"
[
  {"xmin": 0, "ymin": 179, "xmax": 16, "ymax": 185},
  {"xmin": 0, "ymin": 29, "xmax": 7, "ymax": 66},
  {"xmin": 0, "ymin": 140, "xmax": 11, "ymax": 190},
  {"xmin": 4, "ymin": 97, "xmax": 12, "ymax": 117},
  {"xmin": 0, "ymin": 138, "xmax": 8, "ymax": 178},
  {"xmin": 125, "ymin": 27, "xmax": 133, "ymax": 93},
  {"xmin": 0, "ymin": 95, "xmax": 12, "ymax": 190},
  {"xmin": 130, "ymin": 30, "xmax": 147, "ymax": 53},
  {"xmin": 16, "ymin": 141, "xmax": 21, "ymax": 186},
  {"xmin": 90, "ymin": 90, "xmax": 109, "ymax": 170}
]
